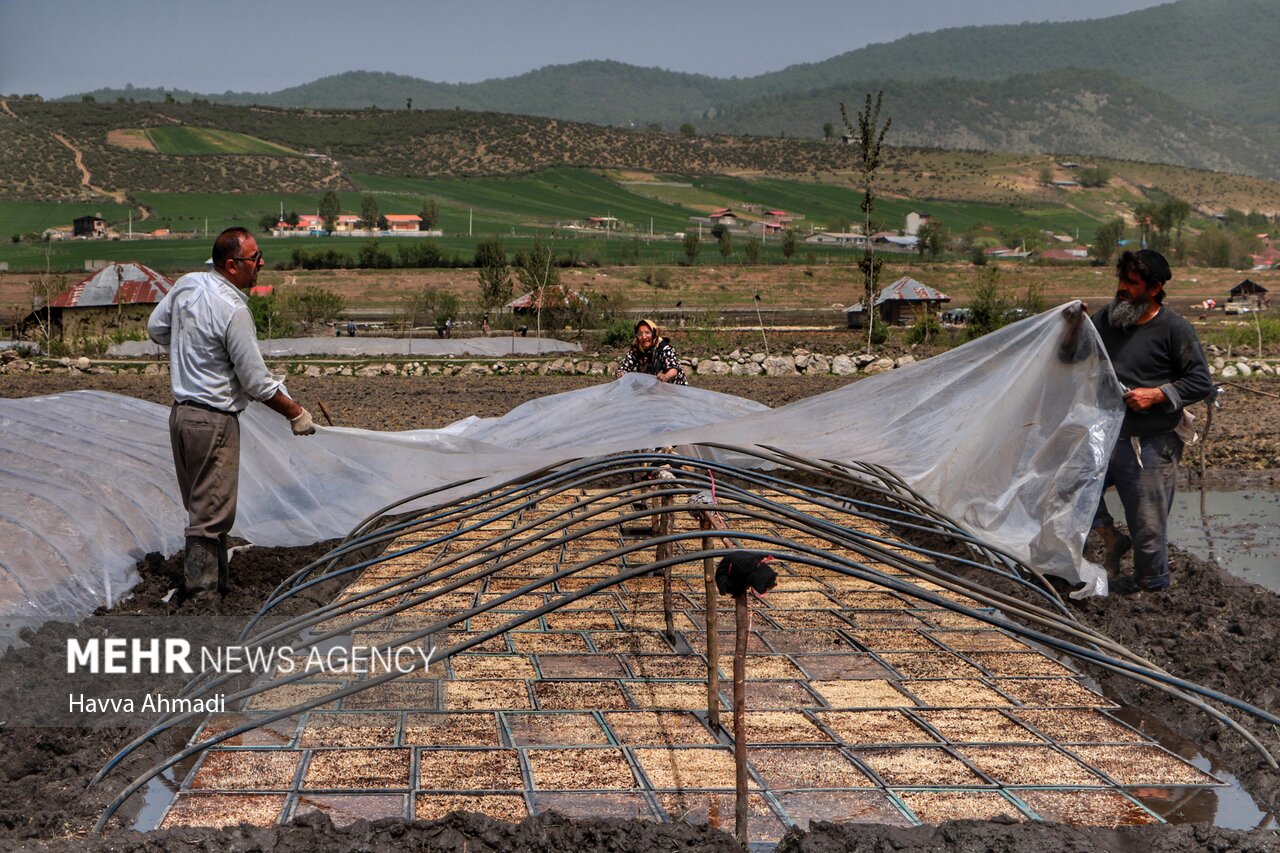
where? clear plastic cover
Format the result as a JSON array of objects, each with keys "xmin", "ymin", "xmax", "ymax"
[{"xmin": 0, "ymin": 304, "xmax": 1123, "ymax": 649}]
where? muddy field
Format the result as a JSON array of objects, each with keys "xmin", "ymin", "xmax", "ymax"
[{"xmin": 1, "ymin": 369, "xmax": 1278, "ymax": 851}]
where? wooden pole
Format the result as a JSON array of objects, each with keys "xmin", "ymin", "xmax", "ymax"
[
  {"xmin": 658, "ymin": 492, "xmax": 675, "ymax": 642},
  {"xmin": 701, "ymin": 520, "xmax": 720, "ymax": 730},
  {"xmin": 733, "ymin": 592, "xmax": 749, "ymax": 845},
  {"xmin": 1197, "ymin": 394, "xmax": 1215, "ymax": 478}
]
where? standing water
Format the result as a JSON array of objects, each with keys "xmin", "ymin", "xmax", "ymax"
[{"xmin": 1167, "ymin": 487, "xmax": 1280, "ymax": 593}]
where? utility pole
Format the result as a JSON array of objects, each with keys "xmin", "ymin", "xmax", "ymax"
[{"xmin": 469, "ymin": 208, "xmax": 473, "ymax": 237}]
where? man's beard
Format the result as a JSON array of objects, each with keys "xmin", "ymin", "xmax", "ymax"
[{"xmin": 1109, "ymin": 295, "xmax": 1148, "ymax": 330}]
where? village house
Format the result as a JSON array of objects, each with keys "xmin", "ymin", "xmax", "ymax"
[
  {"xmin": 804, "ymin": 231, "xmax": 867, "ymax": 247},
  {"xmin": 904, "ymin": 212, "xmax": 931, "ymax": 236},
  {"xmin": 25, "ymin": 262, "xmax": 172, "ymax": 340},
  {"xmin": 73, "ymin": 214, "xmax": 107, "ymax": 239},
  {"xmin": 384, "ymin": 214, "xmax": 422, "ymax": 232},
  {"xmin": 844, "ymin": 276, "xmax": 950, "ymax": 329}
]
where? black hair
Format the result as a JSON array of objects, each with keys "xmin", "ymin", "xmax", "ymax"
[{"xmin": 211, "ymin": 227, "xmax": 253, "ymax": 268}]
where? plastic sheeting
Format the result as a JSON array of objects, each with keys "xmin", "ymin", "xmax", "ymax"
[
  {"xmin": 107, "ymin": 336, "xmax": 582, "ymax": 358},
  {"xmin": 0, "ymin": 304, "xmax": 1124, "ymax": 650}
]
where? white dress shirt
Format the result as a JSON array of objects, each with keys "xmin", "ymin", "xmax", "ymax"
[{"xmin": 148, "ymin": 270, "xmax": 282, "ymax": 412}]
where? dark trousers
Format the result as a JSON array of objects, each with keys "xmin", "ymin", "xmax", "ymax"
[
  {"xmin": 169, "ymin": 403, "xmax": 240, "ymax": 539},
  {"xmin": 1092, "ymin": 431, "xmax": 1183, "ymax": 588}
]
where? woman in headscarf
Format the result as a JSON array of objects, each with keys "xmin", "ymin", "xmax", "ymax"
[{"xmin": 616, "ymin": 318, "xmax": 687, "ymax": 385}]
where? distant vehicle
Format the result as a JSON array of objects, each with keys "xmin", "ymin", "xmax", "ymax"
[
  {"xmin": 1224, "ymin": 303, "xmax": 1253, "ymax": 315},
  {"xmin": 1003, "ymin": 307, "xmax": 1030, "ymax": 322},
  {"xmin": 941, "ymin": 308, "xmax": 971, "ymax": 324}
]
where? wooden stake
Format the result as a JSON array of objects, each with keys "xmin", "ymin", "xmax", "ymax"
[
  {"xmin": 658, "ymin": 492, "xmax": 675, "ymax": 641},
  {"xmin": 701, "ymin": 523, "xmax": 720, "ymax": 730},
  {"xmin": 733, "ymin": 592, "xmax": 749, "ymax": 845},
  {"xmin": 316, "ymin": 399, "xmax": 335, "ymax": 426}
]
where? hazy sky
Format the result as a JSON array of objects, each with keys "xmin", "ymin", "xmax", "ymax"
[{"xmin": 2, "ymin": 0, "xmax": 1172, "ymax": 98}]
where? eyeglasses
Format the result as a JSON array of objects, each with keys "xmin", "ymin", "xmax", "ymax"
[{"xmin": 231, "ymin": 251, "xmax": 264, "ymax": 265}]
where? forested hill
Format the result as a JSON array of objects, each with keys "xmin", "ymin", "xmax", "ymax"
[
  {"xmin": 745, "ymin": 0, "xmax": 1280, "ymax": 131},
  {"xmin": 65, "ymin": 0, "xmax": 1278, "ymax": 136},
  {"xmin": 702, "ymin": 69, "xmax": 1280, "ymax": 181}
]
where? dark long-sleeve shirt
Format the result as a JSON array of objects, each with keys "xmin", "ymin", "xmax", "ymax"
[{"xmin": 1091, "ymin": 304, "xmax": 1212, "ymax": 438}]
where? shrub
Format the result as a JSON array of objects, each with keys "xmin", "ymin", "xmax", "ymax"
[{"xmin": 600, "ymin": 316, "xmax": 634, "ymax": 348}]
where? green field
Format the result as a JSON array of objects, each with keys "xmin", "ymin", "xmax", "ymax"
[
  {"xmin": 352, "ymin": 169, "xmax": 702, "ymax": 233},
  {"xmin": 145, "ymin": 126, "xmax": 298, "ymax": 156},
  {"xmin": 0, "ymin": 166, "xmax": 1134, "ymax": 272},
  {"xmin": 0, "ymin": 200, "xmax": 135, "ymax": 238}
]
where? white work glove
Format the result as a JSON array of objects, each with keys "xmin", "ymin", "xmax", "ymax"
[{"xmin": 289, "ymin": 408, "xmax": 316, "ymax": 436}]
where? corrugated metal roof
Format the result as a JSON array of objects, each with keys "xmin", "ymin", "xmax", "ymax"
[
  {"xmin": 48, "ymin": 262, "xmax": 172, "ymax": 309},
  {"xmin": 877, "ymin": 276, "xmax": 950, "ymax": 303}
]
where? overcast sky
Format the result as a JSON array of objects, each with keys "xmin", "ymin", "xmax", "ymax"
[{"xmin": 2, "ymin": 0, "xmax": 1172, "ymax": 98}]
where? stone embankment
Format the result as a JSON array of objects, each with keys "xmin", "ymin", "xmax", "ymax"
[
  {"xmin": 0, "ymin": 347, "xmax": 922, "ymax": 379},
  {"xmin": 2, "ymin": 346, "xmax": 1275, "ymax": 381}
]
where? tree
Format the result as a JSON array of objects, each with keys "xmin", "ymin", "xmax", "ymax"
[
  {"xmin": 1093, "ymin": 218, "xmax": 1126, "ymax": 265},
  {"xmin": 475, "ymin": 238, "xmax": 512, "ymax": 310},
  {"xmin": 718, "ymin": 229, "xmax": 733, "ymax": 260},
  {"xmin": 780, "ymin": 228, "xmax": 797, "ymax": 261},
  {"xmin": 823, "ymin": 122, "xmax": 834, "ymax": 140},
  {"xmin": 359, "ymin": 195, "xmax": 380, "ymax": 230},
  {"xmin": 1135, "ymin": 197, "xmax": 1191, "ymax": 256},
  {"xmin": 404, "ymin": 287, "xmax": 459, "ymax": 329},
  {"xmin": 1038, "ymin": 165, "xmax": 1053, "ymax": 185},
  {"xmin": 515, "ymin": 238, "xmax": 561, "ymax": 336},
  {"xmin": 318, "ymin": 190, "xmax": 340, "ymax": 233},
  {"xmin": 248, "ymin": 294, "xmax": 282, "ymax": 339},
  {"xmin": 258, "ymin": 213, "xmax": 278, "ymax": 233},
  {"xmin": 679, "ymin": 122, "xmax": 696, "ymax": 138},
  {"xmin": 419, "ymin": 197, "xmax": 440, "ymax": 230},
  {"xmin": 682, "ymin": 231, "xmax": 701, "ymax": 265},
  {"xmin": 744, "ymin": 238, "xmax": 762, "ymax": 265},
  {"xmin": 618, "ymin": 236, "xmax": 642, "ymax": 265},
  {"xmin": 1078, "ymin": 166, "xmax": 1110, "ymax": 188},
  {"xmin": 710, "ymin": 222, "xmax": 729, "ymax": 241},
  {"xmin": 841, "ymin": 91, "xmax": 891, "ymax": 353},
  {"xmin": 827, "ymin": 215, "xmax": 851, "ymax": 234},
  {"xmin": 376, "ymin": 214, "xmax": 389, "ymax": 232},
  {"xmin": 284, "ymin": 286, "xmax": 345, "ymax": 329},
  {"xmin": 916, "ymin": 219, "xmax": 949, "ymax": 260},
  {"xmin": 966, "ymin": 268, "xmax": 1010, "ymax": 341},
  {"xmin": 1191, "ymin": 229, "xmax": 1238, "ymax": 268}
]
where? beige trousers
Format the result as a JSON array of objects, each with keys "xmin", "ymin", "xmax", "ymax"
[{"xmin": 169, "ymin": 403, "xmax": 240, "ymax": 539}]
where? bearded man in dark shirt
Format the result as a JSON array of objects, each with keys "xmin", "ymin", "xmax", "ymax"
[{"xmin": 1064, "ymin": 249, "xmax": 1213, "ymax": 592}]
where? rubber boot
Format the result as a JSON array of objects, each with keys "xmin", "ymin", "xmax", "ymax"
[
  {"xmin": 1094, "ymin": 524, "xmax": 1132, "ymax": 576},
  {"xmin": 216, "ymin": 533, "xmax": 230, "ymax": 596},
  {"xmin": 183, "ymin": 536, "xmax": 219, "ymax": 596}
]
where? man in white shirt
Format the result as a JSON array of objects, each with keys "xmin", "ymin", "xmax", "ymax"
[{"xmin": 148, "ymin": 228, "xmax": 316, "ymax": 597}]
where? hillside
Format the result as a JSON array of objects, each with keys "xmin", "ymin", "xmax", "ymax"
[
  {"xmin": 57, "ymin": 0, "xmax": 1280, "ymax": 178},
  {"xmin": 703, "ymin": 69, "xmax": 1280, "ymax": 180},
  {"xmin": 5, "ymin": 99, "xmax": 1280, "ymax": 222}
]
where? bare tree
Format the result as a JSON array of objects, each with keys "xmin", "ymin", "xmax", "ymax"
[{"xmin": 841, "ymin": 92, "xmax": 891, "ymax": 353}]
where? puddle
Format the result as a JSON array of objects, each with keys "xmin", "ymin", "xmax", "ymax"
[
  {"xmin": 1167, "ymin": 487, "xmax": 1280, "ymax": 593},
  {"xmin": 1111, "ymin": 707, "xmax": 1278, "ymax": 830}
]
